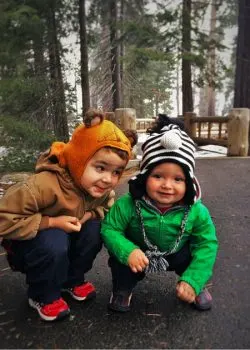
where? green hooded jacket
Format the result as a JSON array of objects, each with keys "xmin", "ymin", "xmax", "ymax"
[{"xmin": 101, "ymin": 193, "xmax": 218, "ymax": 295}]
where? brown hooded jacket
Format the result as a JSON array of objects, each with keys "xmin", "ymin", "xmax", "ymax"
[{"xmin": 0, "ymin": 149, "xmax": 115, "ymax": 240}]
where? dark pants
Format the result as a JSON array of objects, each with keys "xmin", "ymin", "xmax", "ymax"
[
  {"xmin": 108, "ymin": 244, "xmax": 192, "ymax": 293},
  {"xmin": 2, "ymin": 219, "xmax": 102, "ymax": 304}
]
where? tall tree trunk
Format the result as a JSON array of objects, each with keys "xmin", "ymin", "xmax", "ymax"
[
  {"xmin": 79, "ymin": 0, "xmax": 90, "ymax": 118},
  {"xmin": 100, "ymin": 24, "xmax": 112, "ymax": 111},
  {"xmin": 120, "ymin": 0, "xmax": 125, "ymax": 105},
  {"xmin": 33, "ymin": 33, "xmax": 50, "ymax": 128},
  {"xmin": 176, "ymin": 60, "xmax": 180, "ymax": 116},
  {"xmin": 234, "ymin": 0, "xmax": 250, "ymax": 155},
  {"xmin": 199, "ymin": 87, "xmax": 207, "ymax": 116},
  {"xmin": 155, "ymin": 92, "xmax": 159, "ymax": 116},
  {"xmin": 207, "ymin": 0, "xmax": 217, "ymax": 116},
  {"xmin": 47, "ymin": 3, "xmax": 69, "ymax": 142},
  {"xmin": 109, "ymin": 0, "xmax": 121, "ymax": 110},
  {"xmin": 182, "ymin": 0, "xmax": 193, "ymax": 115},
  {"xmin": 234, "ymin": 0, "xmax": 250, "ymax": 108},
  {"xmin": 199, "ymin": 2, "xmax": 217, "ymax": 118}
]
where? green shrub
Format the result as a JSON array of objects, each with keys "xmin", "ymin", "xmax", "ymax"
[
  {"xmin": 0, "ymin": 116, "xmax": 56, "ymax": 172},
  {"xmin": 0, "ymin": 148, "xmax": 39, "ymax": 172}
]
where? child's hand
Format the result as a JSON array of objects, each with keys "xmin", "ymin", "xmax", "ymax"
[
  {"xmin": 128, "ymin": 249, "xmax": 149, "ymax": 273},
  {"xmin": 49, "ymin": 216, "xmax": 81, "ymax": 233},
  {"xmin": 176, "ymin": 281, "xmax": 196, "ymax": 303},
  {"xmin": 79, "ymin": 211, "xmax": 93, "ymax": 224}
]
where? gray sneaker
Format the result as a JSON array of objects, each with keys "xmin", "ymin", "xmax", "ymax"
[
  {"xmin": 108, "ymin": 291, "xmax": 132, "ymax": 312},
  {"xmin": 193, "ymin": 288, "xmax": 212, "ymax": 311}
]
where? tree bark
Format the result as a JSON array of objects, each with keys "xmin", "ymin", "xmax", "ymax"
[
  {"xmin": 33, "ymin": 32, "xmax": 50, "ymax": 128},
  {"xmin": 47, "ymin": 2, "xmax": 69, "ymax": 141},
  {"xmin": 207, "ymin": 1, "xmax": 217, "ymax": 116},
  {"xmin": 199, "ymin": 1, "xmax": 218, "ymax": 117},
  {"xmin": 234, "ymin": 0, "xmax": 250, "ymax": 154},
  {"xmin": 176, "ymin": 60, "xmax": 180, "ymax": 116},
  {"xmin": 79, "ymin": 0, "xmax": 90, "ymax": 118},
  {"xmin": 120, "ymin": 0, "xmax": 125, "ymax": 105},
  {"xmin": 234, "ymin": 0, "xmax": 250, "ymax": 108},
  {"xmin": 182, "ymin": 0, "xmax": 193, "ymax": 115},
  {"xmin": 109, "ymin": 0, "xmax": 121, "ymax": 110}
]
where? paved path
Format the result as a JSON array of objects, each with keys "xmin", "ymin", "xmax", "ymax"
[{"xmin": 0, "ymin": 158, "xmax": 250, "ymax": 349}]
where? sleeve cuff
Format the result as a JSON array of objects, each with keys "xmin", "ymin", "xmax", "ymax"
[
  {"xmin": 39, "ymin": 216, "xmax": 50, "ymax": 230},
  {"xmin": 178, "ymin": 276, "xmax": 202, "ymax": 295}
]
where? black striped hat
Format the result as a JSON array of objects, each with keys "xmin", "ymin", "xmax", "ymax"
[
  {"xmin": 140, "ymin": 124, "xmax": 196, "ymax": 176},
  {"xmin": 129, "ymin": 124, "xmax": 201, "ymax": 202}
]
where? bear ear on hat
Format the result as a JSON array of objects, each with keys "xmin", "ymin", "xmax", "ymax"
[
  {"xmin": 123, "ymin": 129, "xmax": 138, "ymax": 148},
  {"xmin": 83, "ymin": 108, "xmax": 105, "ymax": 128}
]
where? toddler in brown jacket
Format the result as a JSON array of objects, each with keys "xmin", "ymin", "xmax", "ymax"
[{"xmin": 0, "ymin": 109, "xmax": 131, "ymax": 321}]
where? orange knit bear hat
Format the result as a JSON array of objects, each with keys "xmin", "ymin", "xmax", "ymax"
[{"xmin": 49, "ymin": 111, "xmax": 131, "ymax": 189}]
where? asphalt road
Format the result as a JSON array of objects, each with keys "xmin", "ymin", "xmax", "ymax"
[{"xmin": 0, "ymin": 158, "xmax": 250, "ymax": 349}]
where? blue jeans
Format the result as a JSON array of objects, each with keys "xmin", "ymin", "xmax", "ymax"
[
  {"xmin": 108, "ymin": 243, "xmax": 192, "ymax": 293},
  {"xmin": 2, "ymin": 219, "xmax": 102, "ymax": 303}
]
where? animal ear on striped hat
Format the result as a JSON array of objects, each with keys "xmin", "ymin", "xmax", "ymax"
[{"xmin": 129, "ymin": 124, "xmax": 201, "ymax": 203}]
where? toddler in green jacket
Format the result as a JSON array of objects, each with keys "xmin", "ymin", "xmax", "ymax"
[{"xmin": 101, "ymin": 123, "xmax": 218, "ymax": 312}]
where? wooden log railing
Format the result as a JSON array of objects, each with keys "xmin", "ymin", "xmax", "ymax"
[
  {"xmin": 184, "ymin": 109, "xmax": 249, "ymax": 156},
  {"xmin": 184, "ymin": 112, "xmax": 229, "ymax": 147},
  {"xmin": 106, "ymin": 108, "xmax": 249, "ymax": 157},
  {"xmin": 135, "ymin": 115, "xmax": 229, "ymax": 144},
  {"xmin": 136, "ymin": 118, "xmax": 155, "ymax": 132}
]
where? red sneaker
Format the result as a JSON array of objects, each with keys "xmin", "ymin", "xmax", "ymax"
[
  {"xmin": 63, "ymin": 282, "xmax": 96, "ymax": 301},
  {"xmin": 28, "ymin": 297, "xmax": 70, "ymax": 321}
]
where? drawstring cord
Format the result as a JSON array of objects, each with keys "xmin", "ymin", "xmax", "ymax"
[{"xmin": 135, "ymin": 200, "xmax": 190, "ymax": 273}]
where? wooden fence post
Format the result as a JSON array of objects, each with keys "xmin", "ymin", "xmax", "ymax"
[
  {"xmin": 114, "ymin": 108, "xmax": 136, "ymax": 131},
  {"xmin": 227, "ymin": 108, "xmax": 249, "ymax": 157},
  {"xmin": 184, "ymin": 112, "xmax": 197, "ymax": 138},
  {"xmin": 104, "ymin": 112, "xmax": 115, "ymax": 123},
  {"xmin": 114, "ymin": 108, "xmax": 137, "ymax": 159}
]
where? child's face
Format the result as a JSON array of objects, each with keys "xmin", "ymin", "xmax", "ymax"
[
  {"xmin": 146, "ymin": 162, "xmax": 186, "ymax": 208},
  {"xmin": 80, "ymin": 148, "xmax": 127, "ymax": 198}
]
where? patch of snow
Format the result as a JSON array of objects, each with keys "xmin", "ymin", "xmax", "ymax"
[
  {"xmin": 0, "ymin": 146, "xmax": 9, "ymax": 158},
  {"xmin": 138, "ymin": 133, "xmax": 149, "ymax": 144},
  {"xmin": 196, "ymin": 145, "xmax": 227, "ymax": 158}
]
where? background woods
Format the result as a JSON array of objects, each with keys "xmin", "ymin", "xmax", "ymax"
[{"xmin": 0, "ymin": 0, "xmax": 248, "ymax": 171}]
